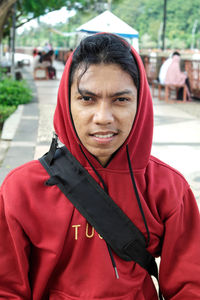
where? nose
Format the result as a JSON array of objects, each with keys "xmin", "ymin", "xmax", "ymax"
[{"xmin": 93, "ymin": 101, "xmax": 114, "ymax": 125}]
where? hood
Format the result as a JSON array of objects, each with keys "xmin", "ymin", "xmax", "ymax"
[{"xmin": 53, "ymin": 38, "xmax": 153, "ymax": 171}]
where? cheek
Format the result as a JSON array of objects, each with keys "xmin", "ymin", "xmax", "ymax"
[
  {"xmin": 71, "ymin": 106, "xmax": 89, "ymax": 141},
  {"xmin": 71, "ymin": 105, "xmax": 80, "ymax": 133},
  {"xmin": 72, "ymin": 108, "xmax": 88, "ymax": 128},
  {"xmin": 122, "ymin": 107, "xmax": 137, "ymax": 131}
]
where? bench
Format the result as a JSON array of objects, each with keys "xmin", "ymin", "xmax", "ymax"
[
  {"xmin": 34, "ymin": 67, "xmax": 49, "ymax": 80},
  {"xmin": 165, "ymin": 84, "xmax": 187, "ymax": 102},
  {"xmin": 151, "ymin": 80, "xmax": 165, "ymax": 100},
  {"xmin": 151, "ymin": 80, "xmax": 187, "ymax": 102}
]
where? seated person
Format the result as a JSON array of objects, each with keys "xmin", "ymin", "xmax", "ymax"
[
  {"xmin": 32, "ymin": 48, "xmax": 38, "ymax": 57},
  {"xmin": 159, "ymin": 52, "xmax": 191, "ymax": 100},
  {"xmin": 158, "ymin": 56, "xmax": 172, "ymax": 84},
  {"xmin": 42, "ymin": 50, "xmax": 56, "ymax": 79},
  {"xmin": 33, "ymin": 50, "xmax": 56, "ymax": 79},
  {"xmin": 32, "ymin": 51, "xmax": 44, "ymax": 69}
]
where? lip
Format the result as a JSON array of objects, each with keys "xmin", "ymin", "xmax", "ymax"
[
  {"xmin": 90, "ymin": 131, "xmax": 118, "ymax": 144},
  {"xmin": 91, "ymin": 130, "xmax": 118, "ymax": 135}
]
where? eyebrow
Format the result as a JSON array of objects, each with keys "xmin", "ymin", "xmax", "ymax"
[{"xmin": 78, "ymin": 87, "xmax": 135, "ymax": 97}]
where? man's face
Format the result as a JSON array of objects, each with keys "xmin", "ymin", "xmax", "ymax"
[{"xmin": 70, "ymin": 63, "xmax": 137, "ymax": 166}]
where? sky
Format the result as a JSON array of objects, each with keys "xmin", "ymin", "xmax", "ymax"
[{"xmin": 17, "ymin": 7, "xmax": 75, "ymax": 34}]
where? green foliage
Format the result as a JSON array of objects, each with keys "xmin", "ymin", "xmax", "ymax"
[
  {"xmin": 0, "ymin": 67, "xmax": 7, "ymax": 81},
  {"xmin": 14, "ymin": 0, "xmax": 200, "ymax": 50},
  {"xmin": 2, "ymin": 0, "xmax": 103, "ymax": 41},
  {"xmin": 0, "ymin": 78, "xmax": 32, "ymax": 106},
  {"xmin": 0, "ymin": 105, "xmax": 16, "ymax": 129},
  {"xmin": 20, "ymin": 0, "xmax": 106, "ymax": 17},
  {"xmin": 0, "ymin": 68, "xmax": 32, "ymax": 128},
  {"xmin": 21, "ymin": 0, "xmax": 67, "ymax": 16},
  {"xmin": 112, "ymin": 0, "xmax": 200, "ymax": 49}
]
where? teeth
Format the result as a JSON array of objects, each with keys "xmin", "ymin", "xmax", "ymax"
[{"xmin": 94, "ymin": 133, "xmax": 114, "ymax": 138}]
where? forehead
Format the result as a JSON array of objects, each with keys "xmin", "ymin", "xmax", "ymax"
[{"xmin": 72, "ymin": 63, "xmax": 136, "ymax": 90}]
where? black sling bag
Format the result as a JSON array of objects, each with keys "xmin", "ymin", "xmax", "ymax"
[{"xmin": 39, "ymin": 144, "xmax": 163, "ymax": 300}]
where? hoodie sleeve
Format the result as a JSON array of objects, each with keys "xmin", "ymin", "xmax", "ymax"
[
  {"xmin": 159, "ymin": 187, "xmax": 200, "ymax": 299},
  {"xmin": 0, "ymin": 192, "xmax": 31, "ymax": 299}
]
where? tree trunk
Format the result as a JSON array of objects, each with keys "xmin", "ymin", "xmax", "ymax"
[
  {"xmin": 0, "ymin": 0, "xmax": 17, "ymax": 44},
  {"xmin": 162, "ymin": 0, "xmax": 167, "ymax": 50}
]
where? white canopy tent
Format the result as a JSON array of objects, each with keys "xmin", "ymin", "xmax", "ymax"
[{"xmin": 76, "ymin": 10, "xmax": 139, "ymax": 52}]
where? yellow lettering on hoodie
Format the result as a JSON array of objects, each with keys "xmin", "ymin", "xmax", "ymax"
[
  {"xmin": 72, "ymin": 224, "xmax": 81, "ymax": 240},
  {"xmin": 86, "ymin": 223, "xmax": 94, "ymax": 238},
  {"xmin": 98, "ymin": 234, "xmax": 103, "ymax": 239},
  {"xmin": 72, "ymin": 223, "xmax": 104, "ymax": 240}
]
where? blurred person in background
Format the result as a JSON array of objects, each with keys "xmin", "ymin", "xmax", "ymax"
[{"xmin": 159, "ymin": 51, "xmax": 192, "ymax": 100}]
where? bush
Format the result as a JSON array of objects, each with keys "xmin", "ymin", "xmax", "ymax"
[
  {"xmin": 0, "ymin": 71, "xmax": 32, "ymax": 130},
  {"xmin": 0, "ymin": 105, "xmax": 16, "ymax": 130},
  {"xmin": 0, "ymin": 78, "xmax": 32, "ymax": 106},
  {"xmin": 0, "ymin": 67, "xmax": 7, "ymax": 81}
]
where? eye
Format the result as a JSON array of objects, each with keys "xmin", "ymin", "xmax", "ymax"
[
  {"xmin": 115, "ymin": 97, "xmax": 129, "ymax": 102},
  {"xmin": 81, "ymin": 96, "xmax": 93, "ymax": 101}
]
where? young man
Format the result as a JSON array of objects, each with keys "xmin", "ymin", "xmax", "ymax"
[{"xmin": 0, "ymin": 33, "xmax": 199, "ymax": 299}]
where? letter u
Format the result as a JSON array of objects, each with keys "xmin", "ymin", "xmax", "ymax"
[{"xmin": 86, "ymin": 223, "xmax": 94, "ymax": 238}]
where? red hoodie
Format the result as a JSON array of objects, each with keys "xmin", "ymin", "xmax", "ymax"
[{"xmin": 0, "ymin": 41, "xmax": 200, "ymax": 300}]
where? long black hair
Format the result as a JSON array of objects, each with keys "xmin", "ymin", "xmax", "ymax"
[{"xmin": 69, "ymin": 33, "xmax": 139, "ymax": 89}]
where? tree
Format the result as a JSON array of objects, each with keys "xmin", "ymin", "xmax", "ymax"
[
  {"xmin": 0, "ymin": 0, "xmax": 106, "ymax": 44},
  {"xmin": 0, "ymin": 0, "xmax": 72, "ymax": 43}
]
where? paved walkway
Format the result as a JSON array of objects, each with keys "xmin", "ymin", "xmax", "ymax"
[
  {"xmin": 0, "ymin": 58, "xmax": 199, "ymax": 207},
  {"xmin": 152, "ymin": 97, "xmax": 200, "ymax": 205},
  {"xmin": 0, "ymin": 59, "xmax": 64, "ymax": 183}
]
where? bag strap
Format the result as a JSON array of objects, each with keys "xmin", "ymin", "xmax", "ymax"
[{"xmin": 39, "ymin": 146, "xmax": 163, "ymax": 299}]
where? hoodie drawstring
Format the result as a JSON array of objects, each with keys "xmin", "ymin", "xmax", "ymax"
[
  {"xmin": 79, "ymin": 145, "xmax": 108, "ymax": 192},
  {"xmin": 106, "ymin": 243, "xmax": 119, "ymax": 279},
  {"xmin": 79, "ymin": 144, "xmax": 151, "ymax": 279},
  {"xmin": 79, "ymin": 145, "xmax": 119, "ymax": 279},
  {"xmin": 126, "ymin": 147, "xmax": 164, "ymax": 300},
  {"xmin": 126, "ymin": 144, "xmax": 150, "ymax": 246}
]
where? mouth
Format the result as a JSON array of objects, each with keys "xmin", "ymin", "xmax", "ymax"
[
  {"xmin": 90, "ymin": 131, "xmax": 118, "ymax": 143},
  {"xmin": 93, "ymin": 133, "xmax": 115, "ymax": 138}
]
